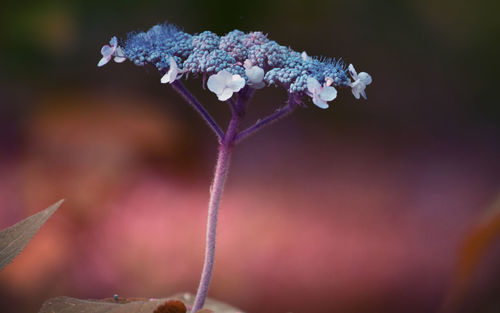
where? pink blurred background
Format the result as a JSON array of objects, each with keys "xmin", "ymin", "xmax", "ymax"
[{"xmin": 1, "ymin": 1, "xmax": 500, "ymax": 312}]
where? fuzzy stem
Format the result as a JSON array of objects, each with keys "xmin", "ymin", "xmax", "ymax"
[
  {"xmin": 171, "ymin": 80, "xmax": 224, "ymax": 141},
  {"xmin": 191, "ymin": 111, "xmax": 242, "ymax": 312},
  {"xmin": 235, "ymin": 94, "xmax": 297, "ymax": 144}
]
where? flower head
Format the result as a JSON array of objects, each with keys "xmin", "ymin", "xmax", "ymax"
[
  {"xmin": 306, "ymin": 77, "xmax": 337, "ymax": 109},
  {"xmin": 207, "ymin": 70, "xmax": 245, "ymax": 101},
  {"xmin": 161, "ymin": 57, "xmax": 181, "ymax": 84},
  {"xmin": 97, "ymin": 37, "xmax": 126, "ymax": 67},
  {"xmin": 104, "ymin": 22, "xmax": 372, "ymax": 106},
  {"xmin": 348, "ymin": 64, "xmax": 372, "ymax": 99}
]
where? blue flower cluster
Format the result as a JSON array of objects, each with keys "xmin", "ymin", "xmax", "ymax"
[{"xmin": 120, "ymin": 23, "xmax": 350, "ymax": 94}]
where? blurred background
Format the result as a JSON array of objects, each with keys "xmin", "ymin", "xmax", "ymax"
[{"xmin": 0, "ymin": 0, "xmax": 499, "ymax": 312}]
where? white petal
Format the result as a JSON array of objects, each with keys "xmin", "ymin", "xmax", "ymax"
[
  {"xmin": 325, "ymin": 77, "xmax": 334, "ymax": 86},
  {"xmin": 360, "ymin": 90, "xmax": 367, "ymax": 99},
  {"xmin": 319, "ymin": 86, "xmax": 337, "ymax": 101},
  {"xmin": 350, "ymin": 80, "xmax": 366, "ymax": 99},
  {"xmin": 114, "ymin": 46, "xmax": 124, "ymax": 56},
  {"xmin": 348, "ymin": 64, "xmax": 358, "ymax": 79},
  {"xmin": 169, "ymin": 57, "xmax": 178, "ymax": 71},
  {"xmin": 160, "ymin": 58, "xmax": 179, "ymax": 83},
  {"xmin": 351, "ymin": 86, "xmax": 361, "ymax": 99},
  {"xmin": 243, "ymin": 59, "xmax": 253, "ymax": 69},
  {"xmin": 114, "ymin": 56, "xmax": 126, "ymax": 63},
  {"xmin": 101, "ymin": 45, "xmax": 113, "ymax": 57},
  {"xmin": 207, "ymin": 74, "xmax": 225, "ymax": 94},
  {"xmin": 301, "ymin": 51, "xmax": 311, "ymax": 61},
  {"xmin": 114, "ymin": 46, "xmax": 126, "ymax": 63},
  {"xmin": 245, "ymin": 66, "xmax": 264, "ymax": 84},
  {"xmin": 160, "ymin": 73, "xmax": 170, "ymax": 84},
  {"xmin": 161, "ymin": 70, "xmax": 176, "ymax": 84},
  {"xmin": 97, "ymin": 56, "xmax": 111, "ymax": 67},
  {"xmin": 169, "ymin": 67, "xmax": 179, "ymax": 81},
  {"xmin": 109, "ymin": 36, "xmax": 118, "ymax": 48},
  {"xmin": 218, "ymin": 88, "xmax": 234, "ymax": 101},
  {"xmin": 227, "ymin": 74, "xmax": 245, "ymax": 92},
  {"xmin": 253, "ymin": 66, "xmax": 265, "ymax": 82},
  {"xmin": 358, "ymin": 72, "xmax": 372, "ymax": 85},
  {"xmin": 306, "ymin": 77, "xmax": 321, "ymax": 93},
  {"xmin": 218, "ymin": 70, "xmax": 234, "ymax": 84},
  {"xmin": 312, "ymin": 95, "xmax": 329, "ymax": 109}
]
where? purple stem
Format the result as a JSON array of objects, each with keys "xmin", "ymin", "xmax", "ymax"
[
  {"xmin": 191, "ymin": 89, "xmax": 294, "ymax": 311},
  {"xmin": 235, "ymin": 94, "xmax": 297, "ymax": 144},
  {"xmin": 171, "ymin": 80, "xmax": 224, "ymax": 141},
  {"xmin": 191, "ymin": 112, "xmax": 242, "ymax": 312}
]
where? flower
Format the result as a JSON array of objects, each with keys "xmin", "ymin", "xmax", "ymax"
[
  {"xmin": 306, "ymin": 77, "xmax": 337, "ymax": 109},
  {"xmin": 243, "ymin": 60, "xmax": 265, "ymax": 89},
  {"xmin": 161, "ymin": 57, "xmax": 181, "ymax": 84},
  {"xmin": 207, "ymin": 70, "xmax": 245, "ymax": 101},
  {"xmin": 97, "ymin": 37, "xmax": 126, "ymax": 67},
  {"xmin": 348, "ymin": 64, "xmax": 372, "ymax": 99}
]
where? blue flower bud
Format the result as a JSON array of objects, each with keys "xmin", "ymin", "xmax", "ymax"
[{"xmin": 114, "ymin": 22, "xmax": 358, "ymax": 98}]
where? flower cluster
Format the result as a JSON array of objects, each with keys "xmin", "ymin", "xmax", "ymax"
[{"xmin": 98, "ymin": 23, "xmax": 372, "ymax": 108}]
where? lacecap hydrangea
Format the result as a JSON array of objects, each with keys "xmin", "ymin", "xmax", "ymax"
[{"xmin": 98, "ymin": 23, "xmax": 372, "ymax": 108}]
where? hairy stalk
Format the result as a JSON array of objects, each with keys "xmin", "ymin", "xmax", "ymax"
[
  {"xmin": 191, "ymin": 110, "xmax": 242, "ymax": 312},
  {"xmin": 235, "ymin": 94, "xmax": 297, "ymax": 144},
  {"xmin": 192, "ymin": 88, "xmax": 293, "ymax": 311},
  {"xmin": 171, "ymin": 80, "xmax": 224, "ymax": 141}
]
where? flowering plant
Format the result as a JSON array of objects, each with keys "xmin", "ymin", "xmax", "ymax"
[{"xmin": 98, "ymin": 22, "xmax": 372, "ymax": 312}]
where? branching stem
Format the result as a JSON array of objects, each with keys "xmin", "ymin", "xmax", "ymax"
[
  {"xmin": 171, "ymin": 80, "xmax": 224, "ymax": 141},
  {"xmin": 191, "ymin": 89, "xmax": 297, "ymax": 312},
  {"xmin": 235, "ymin": 94, "xmax": 297, "ymax": 144}
]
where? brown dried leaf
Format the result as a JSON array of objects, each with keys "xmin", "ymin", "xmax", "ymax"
[
  {"xmin": 40, "ymin": 297, "xmax": 179, "ymax": 313},
  {"xmin": 40, "ymin": 294, "xmax": 245, "ymax": 313},
  {"xmin": 0, "ymin": 200, "xmax": 64, "ymax": 271},
  {"xmin": 440, "ymin": 194, "xmax": 500, "ymax": 313},
  {"xmin": 171, "ymin": 293, "xmax": 245, "ymax": 313},
  {"xmin": 195, "ymin": 310, "xmax": 214, "ymax": 313}
]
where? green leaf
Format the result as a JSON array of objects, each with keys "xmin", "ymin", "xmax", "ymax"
[
  {"xmin": 0, "ymin": 199, "xmax": 64, "ymax": 271},
  {"xmin": 39, "ymin": 293, "xmax": 244, "ymax": 313}
]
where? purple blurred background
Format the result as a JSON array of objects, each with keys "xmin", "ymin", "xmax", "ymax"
[{"xmin": 1, "ymin": 0, "xmax": 499, "ymax": 312}]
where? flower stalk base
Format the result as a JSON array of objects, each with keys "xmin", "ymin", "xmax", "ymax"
[{"xmin": 192, "ymin": 113, "xmax": 241, "ymax": 312}]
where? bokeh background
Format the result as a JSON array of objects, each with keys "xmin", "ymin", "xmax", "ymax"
[{"xmin": 1, "ymin": 0, "xmax": 499, "ymax": 312}]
